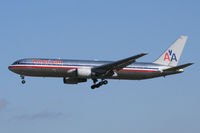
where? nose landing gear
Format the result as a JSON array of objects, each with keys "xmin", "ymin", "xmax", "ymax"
[
  {"xmin": 91, "ymin": 79, "xmax": 108, "ymax": 89},
  {"xmin": 20, "ymin": 75, "xmax": 26, "ymax": 84}
]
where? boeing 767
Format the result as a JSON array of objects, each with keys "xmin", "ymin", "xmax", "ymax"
[{"xmin": 8, "ymin": 36, "xmax": 193, "ymax": 89}]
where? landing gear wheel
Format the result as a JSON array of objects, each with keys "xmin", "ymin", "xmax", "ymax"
[
  {"xmin": 91, "ymin": 85, "xmax": 96, "ymax": 89},
  {"xmin": 99, "ymin": 82, "xmax": 103, "ymax": 86},
  {"xmin": 22, "ymin": 80, "xmax": 25, "ymax": 84},
  {"xmin": 96, "ymin": 84, "xmax": 101, "ymax": 88},
  {"xmin": 91, "ymin": 79, "xmax": 109, "ymax": 89},
  {"xmin": 103, "ymin": 80, "xmax": 108, "ymax": 85}
]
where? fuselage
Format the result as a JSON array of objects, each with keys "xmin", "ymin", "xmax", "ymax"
[{"xmin": 8, "ymin": 58, "xmax": 181, "ymax": 80}]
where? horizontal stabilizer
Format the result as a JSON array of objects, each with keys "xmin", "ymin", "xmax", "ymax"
[{"xmin": 163, "ymin": 63, "xmax": 194, "ymax": 71}]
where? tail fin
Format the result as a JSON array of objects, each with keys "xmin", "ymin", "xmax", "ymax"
[{"xmin": 153, "ymin": 36, "xmax": 188, "ymax": 66}]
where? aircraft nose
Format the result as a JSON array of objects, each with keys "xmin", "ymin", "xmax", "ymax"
[{"xmin": 8, "ymin": 65, "xmax": 14, "ymax": 72}]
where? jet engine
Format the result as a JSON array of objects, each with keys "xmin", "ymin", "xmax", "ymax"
[
  {"xmin": 77, "ymin": 68, "xmax": 91, "ymax": 78},
  {"xmin": 63, "ymin": 77, "xmax": 87, "ymax": 84}
]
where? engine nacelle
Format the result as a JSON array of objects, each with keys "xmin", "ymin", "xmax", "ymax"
[
  {"xmin": 77, "ymin": 68, "xmax": 91, "ymax": 78},
  {"xmin": 63, "ymin": 77, "xmax": 87, "ymax": 84}
]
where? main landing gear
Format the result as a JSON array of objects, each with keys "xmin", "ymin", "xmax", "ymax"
[
  {"xmin": 91, "ymin": 79, "xmax": 108, "ymax": 89},
  {"xmin": 20, "ymin": 75, "xmax": 26, "ymax": 84}
]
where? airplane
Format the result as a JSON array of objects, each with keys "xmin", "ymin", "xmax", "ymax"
[{"xmin": 8, "ymin": 36, "xmax": 193, "ymax": 89}]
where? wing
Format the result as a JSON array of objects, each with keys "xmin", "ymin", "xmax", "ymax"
[{"xmin": 92, "ymin": 53, "xmax": 147, "ymax": 77}]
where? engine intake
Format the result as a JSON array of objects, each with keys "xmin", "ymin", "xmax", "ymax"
[{"xmin": 77, "ymin": 68, "xmax": 91, "ymax": 78}]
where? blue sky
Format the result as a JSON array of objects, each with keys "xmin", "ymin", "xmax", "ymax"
[{"xmin": 0, "ymin": 0, "xmax": 199, "ymax": 133}]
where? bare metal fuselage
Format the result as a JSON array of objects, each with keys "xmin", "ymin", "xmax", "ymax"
[{"xmin": 8, "ymin": 58, "xmax": 181, "ymax": 80}]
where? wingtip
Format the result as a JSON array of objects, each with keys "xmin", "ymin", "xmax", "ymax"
[
  {"xmin": 141, "ymin": 52, "xmax": 148, "ymax": 55},
  {"xmin": 188, "ymin": 62, "xmax": 194, "ymax": 65},
  {"xmin": 183, "ymin": 62, "xmax": 194, "ymax": 68}
]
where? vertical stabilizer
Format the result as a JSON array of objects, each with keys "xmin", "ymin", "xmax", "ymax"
[{"xmin": 153, "ymin": 36, "xmax": 188, "ymax": 66}]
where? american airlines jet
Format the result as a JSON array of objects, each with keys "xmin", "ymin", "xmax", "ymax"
[{"xmin": 8, "ymin": 36, "xmax": 193, "ymax": 89}]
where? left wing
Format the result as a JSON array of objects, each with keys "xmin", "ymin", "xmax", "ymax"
[{"xmin": 92, "ymin": 53, "xmax": 147, "ymax": 77}]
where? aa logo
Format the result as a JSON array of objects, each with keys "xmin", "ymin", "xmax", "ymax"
[{"xmin": 163, "ymin": 50, "xmax": 177, "ymax": 62}]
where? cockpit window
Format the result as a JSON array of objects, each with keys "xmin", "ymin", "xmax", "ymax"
[{"xmin": 12, "ymin": 61, "xmax": 20, "ymax": 65}]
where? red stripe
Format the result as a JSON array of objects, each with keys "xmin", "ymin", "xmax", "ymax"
[
  {"xmin": 119, "ymin": 69, "xmax": 157, "ymax": 72},
  {"xmin": 10, "ymin": 65, "xmax": 157, "ymax": 72},
  {"xmin": 10, "ymin": 65, "xmax": 78, "ymax": 69}
]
